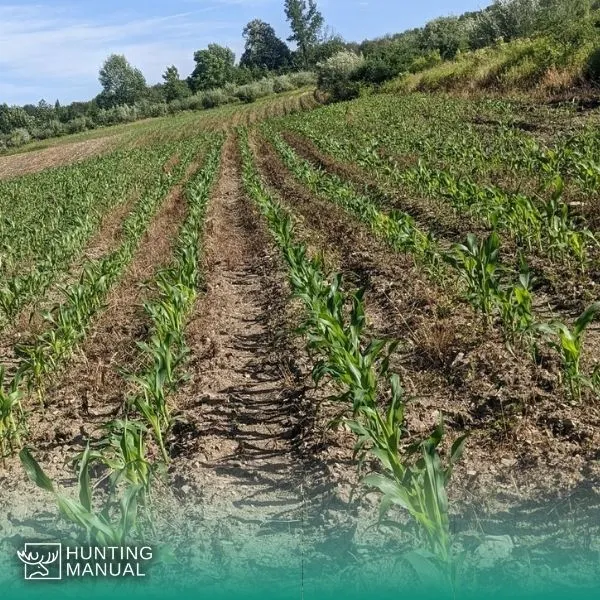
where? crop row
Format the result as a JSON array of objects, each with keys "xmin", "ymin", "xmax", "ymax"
[
  {"xmin": 271, "ymin": 121, "xmax": 595, "ymax": 270},
  {"xmin": 240, "ymin": 127, "xmax": 465, "ymax": 572},
  {"xmin": 19, "ymin": 135, "xmax": 223, "ymax": 545},
  {"xmin": 275, "ymin": 94, "xmax": 600, "ymax": 198},
  {"xmin": 263, "ymin": 131, "xmax": 600, "ymax": 403},
  {"xmin": 0, "ymin": 135, "xmax": 211, "ymax": 458},
  {"xmin": 127, "ymin": 135, "xmax": 223, "ymax": 462},
  {"xmin": 0, "ymin": 142, "xmax": 192, "ymax": 330}
]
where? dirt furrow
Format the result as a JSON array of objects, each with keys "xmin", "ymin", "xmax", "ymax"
[
  {"xmin": 0, "ymin": 151, "xmax": 193, "ymax": 376},
  {"xmin": 159, "ymin": 137, "xmax": 312, "ymax": 573},
  {"xmin": 147, "ymin": 136, "xmax": 407, "ymax": 594},
  {"xmin": 280, "ymin": 129, "xmax": 477, "ymax": 242}
]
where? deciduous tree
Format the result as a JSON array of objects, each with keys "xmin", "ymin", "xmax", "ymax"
[
  {"xmin": 240, "ymin": 19, "xmax": 291, "ymax": 71},
  {"xmin": 98, "ymin": 54, "xmax": 147, "ymax": 107},
  {"xmin": 284, "ymin": 0, "xmax": 324, "ymax": 66},
  {"xmin": 188, "ymin": 44, "xmax": 236, "ymax": 92}
]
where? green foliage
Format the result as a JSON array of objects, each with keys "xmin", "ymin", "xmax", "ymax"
[
  {"xmin": 362, "ymin": 417, "xmax": 467, "ymax": 565},
  {"xmin": 419, "ymin": 16, "xmax": 470, "ymax": 60},
  {"xmin": 188, "ymin": 45, "xmax": 236, "ymax": 93},
  {"xmin": 20, "ymin": 446, "xmax": 143, "ymax": 545},
  {"xmin": 98, "ymin": 54, "xmax": 147, "ymax": 108},
  {"xmin": 469, "ymin": 0, "xmax": 540, "ymax": 48},
  {"xmin": 285, "ymin": 0, "xmax": 325, "ymax": 67},
  {"xmin": 586, "ymin": 47, "xmax": 600, "ymax": 81},
  {"xmin": 409, "ymin": 50, "xmax": 443, "ymax": 74},
  {"xmin": 537, "ymin": 303, "xmax": 600, "ymax": 401},
  {"xmin": 240, "ymin": 19, "xmax": 291, "ymax": 71},
  {"xmin": 498, "ymin": 258, "xmax": 535, "ymax": 344},
  {"xmin": 316, "ymin": 51, "xmax": 365, "ymax": 101},
  {"xmin": 0, "ymin": 367, "xmax": 25, "ymax": 459},
  {"xmin": 162, "ymin": 66, "xmax": 191, "ymax": 103},
  {"xmin": 87, "ymin": 419, "xmax": 153, "ymax": 491},
  {"xmin": 0, "ymin": 106, "xmax": 33, "ymax": 135},
  {"xmin": 446, "ymin": 233, "xmax": 502, "ymax": 322}
]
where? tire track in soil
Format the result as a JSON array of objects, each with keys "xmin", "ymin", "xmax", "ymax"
[
  {"xmin": 251, "ymin": 132, "xmax": 600, "ymax": 516},
  {"xmin": 165, "ymin": 136, "xmax": 317, "ymax": 578}
]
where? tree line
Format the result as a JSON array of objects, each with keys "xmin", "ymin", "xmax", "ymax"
[{"xmin": 1, "ymin": 0, "xmax": 599, "ymax": 150}]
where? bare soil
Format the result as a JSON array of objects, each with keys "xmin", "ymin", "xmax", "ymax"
[
  {"xmin": 142, "ymin": 137, "xmax": 419, "ymax": 592},
  {"xmin": 0, "ymin": 137, "xmax": 117, "ymax": 180}
]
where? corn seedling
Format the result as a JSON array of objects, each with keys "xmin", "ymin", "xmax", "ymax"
[
  {"xmin": 20, "ymin": 446, "xmax": 143, "ymax": 545},
  {"xmin": 498, "ymin": 257, "xmax": 535, "ymax": 346},
  {"xmin": 124, "ymin": 138, "xmax": 223, "ymax": 462},
  {"xmin": 84, "ymin": 419, "xmax": 153, "ymax": 493},
  {"xmin": 0, "ymin": 368, "xmax": 26, "ymax": 460},
  {"xmin": 240, "ymin": 128, "xmax": 465, "ymax": 570},
  {"xmin": 537, "ymin": 303, "xmax": 600, "ymax": 401},
  {"xmin": 446, "ymin": 232, "xmax": 502, "ymax": 322}
]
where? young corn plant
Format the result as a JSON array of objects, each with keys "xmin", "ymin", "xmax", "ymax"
[
  {"xmin": 537, "ymin": 303, "xmax": 600, "ymax": 402},
  {"xmin": 240, "ymin": 128, "xmax": 465, "ymax": 572},
  {"xmin": 84, "ymin": 419, "xmax": 153, "ymax": 493},
  {"xmin": 0, "ymin": 368, "xmax": 26, "ymax": 460},
  {"xmin": 125, "ymin": 138, "xmax": 223, "ymax": 462},
  {"xmin": 20, "ymin": 446, "xmax": 143, "ymax": 545},
  {"xmin": 445, "ymin": 232, "xmax": 503, "ymax": 323},
  {"xmin": 353, "ymin": 398, "xmax": 467, "ymax": 567},
  {"xmin": 126, "ymin": 333, "xmax": 187, "ymax": 462},
  {"xmin": 541, "ymin": 178, "xmax": 596, "ymax": 269},
  {"xmin": 498, "ymin": 258, "xmax": 535, "ymax": 347}
]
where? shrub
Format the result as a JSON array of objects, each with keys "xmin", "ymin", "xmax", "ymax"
[
  {"xmin": 181, "ymin": 95, "xmax": 205, "ymax": 111},
  {"xmin": 234, "ymin": 79, "xmax": 274, "ymax": 103},
  {"xmin": 66, "ymin": 117, "xmax": 91, "ymax": 134},
  {"xmin": 273, "ymin": 75, "xmax": 295, "ymax": 93},
  {"xmin": 288, "ymin": 71, "xmax": 317, "ymax": 87},
  {"xmin": 7, "ymin": 128, "xmax": 31, "ymax": 148},
  {"xmin": 31, "ymin": 120, "xmax": 66, "ymax": 140},
  {"xmin": 586, "ymin": 47, "xmax": 600, "ymax": 82},
  {"xmin": 201, "ymin": 89, "xmax": 229, "ymax": 109},
  {"xmin": 234, "ymin": 84, "xmax": 258, "ymax": 104},
  {"xmin": 409, "ymin": 50, "xmax": 443, "ymax": 74},
  {"xmin": 317, "ymin": 51, "xmax": 365, "ymax": 102},
  {"xmin": 356, "ymin": 57, "xmax": 399, "ymax": 85}
]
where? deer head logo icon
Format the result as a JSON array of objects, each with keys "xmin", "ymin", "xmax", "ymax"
[{"xmin": 17, "ymin": 543, "xmax": 62, "ymax": 580}]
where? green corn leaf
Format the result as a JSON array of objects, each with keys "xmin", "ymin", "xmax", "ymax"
[{"xmin": 19, "ymin": 448, "xmax": 55, "ymax": 493}]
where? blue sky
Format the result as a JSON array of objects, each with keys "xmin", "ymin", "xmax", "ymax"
[{"xmin": 0, "ymin": 0, "xmax": 492, "ymax": 105}]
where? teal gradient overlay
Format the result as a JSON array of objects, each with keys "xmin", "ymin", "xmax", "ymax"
[{"xmin": 3, "ymin": 538, "xmax": 599, "ymax": 600}]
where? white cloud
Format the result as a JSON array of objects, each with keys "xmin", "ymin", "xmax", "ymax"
[{"xmin": 0, "ymin": 4, "xmax": 244, "ymax": 104}]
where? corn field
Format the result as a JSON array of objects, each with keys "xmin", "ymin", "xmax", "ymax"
[{"xmin": 1, "ymin": 89, "xmax": 600, "ymax": 595}]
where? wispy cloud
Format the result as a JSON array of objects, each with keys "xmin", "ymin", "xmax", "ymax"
[{"xmin": 0, "ymin": 4, "xmax": 243, "ymax": 104}]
